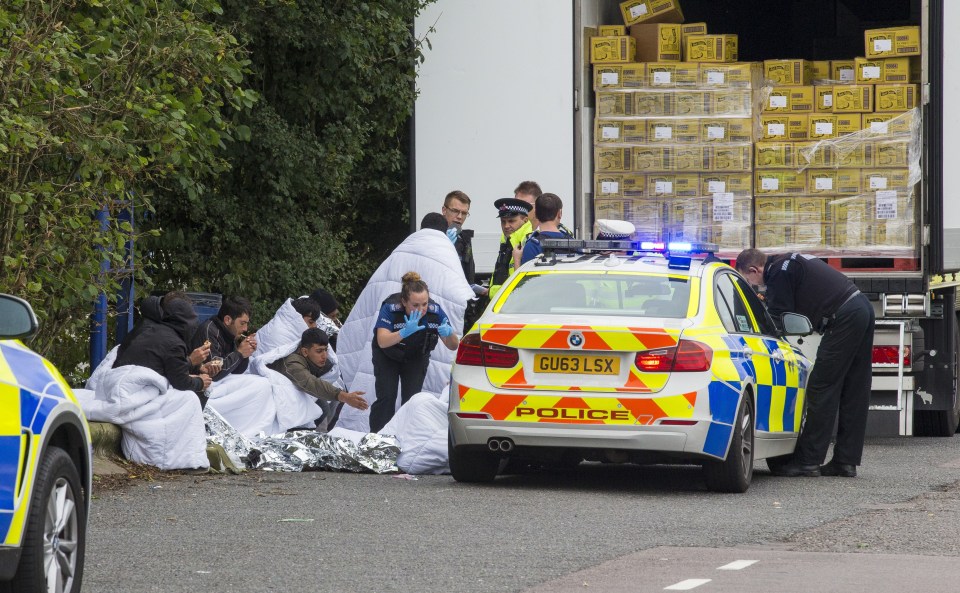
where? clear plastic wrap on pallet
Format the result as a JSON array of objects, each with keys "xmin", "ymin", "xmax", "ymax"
[
  {"xmin": 594, "ymin": 62, "xmax": 764, "ymax": 91},
  {"xmin": 595, "ymin": 144, "xmax": 755, "ymax": 174},
  {"xmin": 795, "ymin": 108, "xmax": 921, "ymax": 175},
  {"xmin": 596, "ymin": 89, "xmax": 756, "ymax": 118}
]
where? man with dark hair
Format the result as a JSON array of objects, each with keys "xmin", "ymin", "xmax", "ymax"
[
  {"xmin": 268, "ymin": 328, "xmax": 368, "ymax": 412},
  {"xmin": 309, "ymin": 288, "xmax": 342, "ymax": 349},
  {"xmin": 442, "ymin": 190, "xmax": 475, "ymax": 284},
  {"xmin": 189, "ymin": 296, "xmax": 257, "ymax": 380},
  {"xmin": 512, "ymin": 180, "xmax": 542, "ymax": 244},
  {"xmin": 291, "ymin": 297, "xmax": 321, "ymax": 328},
  {"xmin": 521, "ymin": 193, "xmax": 570, "ymax": 264},
  {"xmin": 420, "ymin": 212, "xmax": 448, "ymax": 233},
  {"xmin": 736, "ymin": 248, "xmax": 874, "ymax": 478}
]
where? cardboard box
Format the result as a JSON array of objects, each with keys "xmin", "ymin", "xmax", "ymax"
[
  {"xmin": 590, "ymin": 36, "xmax": 636, "ymax": 64},
  {"xmin": 815, "ymin": 86, "xmax": 834, "ymax": 112},
  {"xmin": 710, "ymin": 89, "xmax": 753, "ymax": 116},
  {"xmin": 855, "ymin": 57, "xmax": 884, "ymax": 84},
  {"xmin": 837, "ymin": 144, "xmax": 873, "ymax": 168},
  {"xmin": 833, "ymin": 85, "xmax": 874, "ymax": 112},
  {"xmin": 706, "ymin": 145, "xmax": 752, "ymax": 172},
  {"xmin": 765, "ymin": 86, "xmax": 815, "ymax": 113},
  {"xmin": 648, "ymin": 174, "xmax": 699, "ymax": 198},
  {"xmin": 685, "ymin": 34, "xmax": 739, "ymax": 63},
  {"xmin": 598, "ymin": 25, "xmax": 627, "ymax": 36},
  {"xmin": 793, "ymin": 223, "xmax": 825, "ymax": 248},
  {"xmin": 797, "ymin": 141, "xmax": 837, "ymax": 168},
  {"xmin": 863, "ymin": 111, "xmax": 916, "ymax": 135},
  {"xmin": 755, "ymin": 198, "xmax": 793, "ymax": 223},
  {"xmin": 701, "ymin": 173, "xmax": 752, "ymax": 196},
  {"xmin": 596, "ymin": 119, "xmax": 647, "ymax": 143},
  {"xmin": 647, "ymin": 119, "xmax": 699, "ymax": 143},
  {"xmin": 795, "ymin": 196, "xmax": 828, "ymax": 223},
  {"xmin": 755, "ymin": 170, "xmax": 806, "ymax": 195},
  {"xmin": 671, "ymin": 146, "xmax": 708, "ymax": 171},
  {"xmin": 831, "ymin": 60, "xmax": 856, "ymax": 84},
  {"xmin": 836, "ymin": 113, "xmax": 862, "ymax": 136},
  {"xmin": 680, "ymin": 22, "xmax": 708, "ymax": 59},
  {"xmin": 755, "ymin": 142, "xmax": 797, "ymax": 169},
  {"xmin": 764, "ymin": 59, "xmax": 812, "ymax": 85},
  {"xmin": 596, "ymin": 147, "xmax": 633, "ymax": 172},
  {"xmin": 865, "ymin": 26, "xmax": 921, "ymax": 59},
  {"xmin": 632, "ymin": 146, "xmax": 672, "ymax": 171},
  {"xmin": 594, "ymin": 64, "xmax": 646, "ymax": 89},
  {"xmin": 622, "ymin": 174, "xmax": 647, "ymax": 197},
  {"xmin": 811, "ymin": 61, "xmax": 831, "ymax": 81},
  {"xmin": 807, "ymin": 170, "xmax": 839, "ymax": 195},
  {"xmin": 631, "ymin": 198, "xmax": 664, "ymax": 223},
  {"xmin": 620, "ymin": 0, "xmax": 684, "ymax": 26},
  {"xmin": 597, "ymin": 92, "xmax": 634, "ymax": 116},
  {"xmin": 862, "ymin": 168, "xmax": 913, "ymax": 190},
  {"xmin": 646, "ymin": 62, "xmax": 699, "ymax": 87},
  {"xmin": 596, "ymin": 174, "xmax": 626, "ymax": 198},
  {"xmin": 856, "ymin": 56, "xmax": 920, "ymax": 84},
  {"xmin": 629, "ymin": 23, "xmax": 682, "ymax": 62},
  {"xmin": 872, "ymin": 140, "xmax": 911, "ymax": 168},
  {"xmin": 672, "ymin": 90, "xmax": 709, "ymax": 116},
  {"xmin": 760, "ymin": 114, "xmax": 809, "ymax": 141},
  {"xmin": 756, "ymin": 224, "xmax": 789, "ymax": 248},
  {"xmin": 699, "ymin": 63, "xmax": 760, "ymax": 87},
  {"xmin": 836, "ymin": 169, "xmax": 863, "ymax": 194},
  {"xmin": 595, "ymin": 198, "xmax": 627, "ymax": 221},
  {"xmin": 875, "ymin": 84, "xmax": 919, "ymax": 112},
  {"xmin": 699, "ymin": 118, "xmax": 754, "ymax": 143},
  {"xmin": 634, "ymin": 91, "xmax": 672, "ymax": 116}
]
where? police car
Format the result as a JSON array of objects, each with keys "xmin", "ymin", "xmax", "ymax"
[
  {"xmin": 448, "ymin": 240, "xmax": 814, "ymax": 492},
  {"xmin": 0, "ymin": 294, "xmax": 91, "ymax": 592}
]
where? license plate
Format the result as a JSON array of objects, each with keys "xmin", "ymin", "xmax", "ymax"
[{"xmin": 534, "ymin": 354, "xmax": 620, "ymax": 375}]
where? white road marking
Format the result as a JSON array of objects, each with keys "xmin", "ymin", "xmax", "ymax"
[
  {"xmin": 718, "ymin": 559, "xmax": 758, "ymax": 570},
  {"xmin": 664, "ymin": 579, "xmax": 711, "ymax": 590}
]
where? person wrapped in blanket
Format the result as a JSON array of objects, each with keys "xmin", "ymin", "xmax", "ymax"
[{"xmin": 268, "ymin": 328, "xmax": 368, "ymax": 412}]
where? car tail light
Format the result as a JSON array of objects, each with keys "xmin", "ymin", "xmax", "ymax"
[
  {"xmin": 872, "ymin": 345, "xmax": 911, "ymax": 366},
  {"xmin": 455, "ymin": 412, "xmax": 491, "ymax": 420},
  {"xmin": 635, "ymin": 340, "xmax": 712, "ymax": 373},
  {"xmin": 455, "ymin": 334, "xmax": 519, "ymax": 368},
  {"xmin": 659, "ymin": 419, "xmax": 698, "ymax": 426}
]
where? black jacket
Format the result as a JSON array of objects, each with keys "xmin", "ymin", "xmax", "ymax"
[
  {"xmin": 189, "ymin": 316, "xmax": 249, "ymax": 381},
  {"xmin": 115, "ymin": 296, "xmax": 203, "ymax": 392},
  {"xmin": 454, "ymin": 229, "xmax": 475, "ymax": 284},
  {"xmin": 763, "ymin": 252, "xmax": 858, "ymax": 331}
]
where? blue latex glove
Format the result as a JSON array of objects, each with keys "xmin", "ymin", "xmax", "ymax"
[
  {"xmin": 438, "ymin": 320, "xmax": 454, "ymax": 338},
  {"xmin": 398, "ymin": 310, "xmax": 425, "ymax": 338},
  {"xmin": 446, "ymin": 227, "xmax": 459, "ymax": 243}
]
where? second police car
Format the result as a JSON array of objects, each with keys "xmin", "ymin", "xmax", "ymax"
[{"xmin": 448, "ymin": 240, "xmax": 814, "ymax": 492}]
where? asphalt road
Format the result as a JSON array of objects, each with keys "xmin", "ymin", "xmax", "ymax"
[{"xmin": 85, "ymin": 436, "xmax": 960, "ymax": 593}]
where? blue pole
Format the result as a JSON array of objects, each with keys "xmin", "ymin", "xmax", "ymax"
[{"xmin": 89, "ymin": 206, "xmax": 109, "ymax": 369}]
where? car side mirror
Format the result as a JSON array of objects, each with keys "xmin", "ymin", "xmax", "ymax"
[
  {"xmin": 780, "ymin": 312, "xmax": 813, "ymax": 336},
  {"xmin": 0, "ymin": 294, "xmax": 39, "ymax": 340}
]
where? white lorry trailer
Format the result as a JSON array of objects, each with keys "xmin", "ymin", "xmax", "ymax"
[{"xmin": 413, "ymin": 0, "xmax": 960, "ymax": 436}]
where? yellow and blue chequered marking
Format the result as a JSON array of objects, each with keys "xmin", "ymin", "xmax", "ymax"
[{"xmin": 0, "ymin": 341, "xmax": 73, "ymax": 546}]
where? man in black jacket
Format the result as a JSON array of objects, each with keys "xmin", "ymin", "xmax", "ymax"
[
  {"xmin": 736, "ymin": 249, "xmax": 875, "ymax": 478},
  {"xmin": 189, "ymin": 296, "xmax": 258, "ymax": 381},
  {"xmin": 441, "ymin": 190, "xmax": 476, "ymax": 284},
  {"xmin": 115, "ymin": 292, "xmax": 212, "ymax": 403}
]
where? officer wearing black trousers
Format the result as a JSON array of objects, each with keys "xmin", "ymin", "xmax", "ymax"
[{"xmin": 736, "ymin": 249, "xmax": 875, "ymax": 478}]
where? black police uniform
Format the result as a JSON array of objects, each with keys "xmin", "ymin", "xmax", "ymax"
[
  {"xmin": 454, "ymin": 229, "xmax": 475, "ymax": 285},
  {"xmin": 764, "ymin": 253, "xmax": 875, "ymax": 468},
  {"xmin": 369, "ymin": 293, "xmax": 443, "ymax": 432}
]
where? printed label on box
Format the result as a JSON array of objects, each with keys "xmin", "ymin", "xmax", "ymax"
[
  {"xmin": 630, "ymin": 4, "xmax": 649, "ymax": 18},
  {"xmin": 770, "ymin": 96, "xmax": 788, "ymax": 108},
  {"xmin": 870, "ymin": 176, "xmax": 888, "ymax": 189},
  {"xmin": 815, "ymin": 177, "xmax": 834, "ymax": 190},
  {"xmin": 653, "ymin": 71, "xmax": 672, "ymax": 84},
  {"xmin": 707, "ymin": 126, "xmax": 725, "ymax": 140},
  {"xmin": 654, "ymin": 126, "xmax": 673, "ymax": 139},
  {"xmin": 815, "ymin": 122, "xmax": 834, "ymax": 135},
  {"xmin": 761, "ymin": 177, "xmax": 780, "ymax": 190},
  {"xmin": 601, "ymin": 72, "xmax": 619, "ymax": 85},
  {"xmin": 874, "ymin": 39, "xmax": 893, "ymax": 53},
  {"xmin": 602, "ymin": 126, "xmax": 620, "ymax": 139},
  {"xmin": 713, "ymin": 192, "xmax": 735, "ymax": 221},
  {"xmin": 823, "ymin": 94, "xmax": 833, "ymax": 107},
  {"xmin": 839, "ymin": 68, "xmax": 855, "ymax": 82},
  {"xmin": 707, "ymin": 72, "xmax": 725, "ymax": 84},
  {"xmin": 862, "ymin": 66, "xmax": 881, "ymax": 80},
  {"xmin": 708, "ymin": 181, "xmax": 726, "ymax": 193},
  {"xmin": 870, "ymin": 121, "xmax": 889, "ymax": 134},
  {"xmin": 768, "ymin": 123, "xmax": 786, "ymax": 136},
  {"xmin": 876, "ymin": 190, "xmax": 898, "ymax": 219},
  {"xmin": 655, "ymin": 181, "xmax": 673, "ymax": 194},
  {"xmin": 601, "ymin": 182, "xmax": 619, "ymax": 194}
]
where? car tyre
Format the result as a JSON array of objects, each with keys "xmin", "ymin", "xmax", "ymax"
[
  {"xmin": 703, "ymin": 396, "xmax": 754, "ymax": 493},
  {"xmin": 10, "ymin": 446, "xmax": 86, "ymax": 593},
  {"xmin": 448, "ymin": 432, "xmax": 499, "ymax": 483}
]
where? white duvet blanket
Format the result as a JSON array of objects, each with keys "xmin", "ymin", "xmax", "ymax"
[
  {"xmin": 249, "ymin": 341, "xmax": 343, "ymax": 431},
  {"xmin": 380, "ymin": 390, "xmax": 450, "ymax": 475},
  {"xmin": 335, "ymin": 229, "xmax": 474, "ymax": 432},
  {"xmin": 77, "ymin": 364, "xmax": 209, "ymax": 470},
  {"xmin": 252, "ymin": 298, "xmax": 306, "ymax": 357}
]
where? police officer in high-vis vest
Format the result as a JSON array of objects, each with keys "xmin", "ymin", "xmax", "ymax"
[
  {"xmin": 488, "ymin": 197, "xmax": 532, "ymax": 299},
  {"xmin": 369, "ymin": 271, "xmax": 460, "ymax": 432}
]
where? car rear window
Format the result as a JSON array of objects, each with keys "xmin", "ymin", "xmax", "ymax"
[{"xmin": 498, "ymin": 272, "xmax": 693, "ymax": 317}]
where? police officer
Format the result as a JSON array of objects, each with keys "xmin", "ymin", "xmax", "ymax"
[
  {"xmin": 369, "ymin": 271, "xmax": 460, "ymax": 432},
  {"xmin": 441, "ymin": 190, "xmax": 476, "ymax": 284},
  {"xmin": 489, "ymin": 197, "xmax": 532, "ymax": 299},
  {"xmin": 736, "ymin": 249, "xmax": 875, "ymax": 478}
]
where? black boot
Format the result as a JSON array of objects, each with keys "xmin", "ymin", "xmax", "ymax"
[{"xmin": 820, "ymin": 460, "xmax": 857, "ymax": 477}]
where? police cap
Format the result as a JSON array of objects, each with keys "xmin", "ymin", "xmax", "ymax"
[{"xmin": 493, "ymin": 197, "xmax": 532, "ymax": 218}]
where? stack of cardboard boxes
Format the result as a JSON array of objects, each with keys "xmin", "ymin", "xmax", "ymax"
[
  {"xmin": 591, "ymin": 0, "xmax": 760, "ymax": 257},
  {"xmin": 754, "ymin": 26, "xmax": 921, "ymax": 255}
]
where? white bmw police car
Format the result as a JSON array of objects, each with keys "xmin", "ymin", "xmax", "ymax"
[{"xmin": 448, "ymin": 240, "xmax": 814, "ymax": 492}]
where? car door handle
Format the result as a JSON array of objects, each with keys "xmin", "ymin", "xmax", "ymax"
[
  {"xmin": 743, "ymin": 348, "xmax": 753, "ymax": 357},
  {"xmin": 772, "ymin": 351, "xmax": 785, "ymax": 361}
]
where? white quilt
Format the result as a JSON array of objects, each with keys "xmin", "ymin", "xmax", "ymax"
[
  {"xmin": 205, "ymin": 374, "xmax": 280, "ymax": 437},
  {"xmin": 252, "ymin": 298, "xmax": 306, "ymax": 357},
  {"xmin": 77, "ymin": 364, "xmax": 209, "ymax": 470},
  {"xmin": 380, "ymin": 390, "xmax": 450, "ymax": 475},
  {"xmin": 249, "ymin": 341, "xmax": 341, "ymax": 431},
  {"xmin": 335, "ymin": 229, "xmax": 474, "ymax": 432}
]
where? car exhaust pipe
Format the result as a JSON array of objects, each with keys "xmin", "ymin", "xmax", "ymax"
[
  {"xmin": 488, "ymin": 439, "xmax": 502, "ymax": 452},
  {"xmin": 499, "ymin": 438, "xmax": 514, "ymax": 452},
  {"xmin": 487, "ymin": 438, "xmax": 515, "ymax": 452}
]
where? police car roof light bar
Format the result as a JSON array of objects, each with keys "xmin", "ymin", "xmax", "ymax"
[{"xmin": 541, "ymin": 238, "xmax": 719, "ymax": 256}]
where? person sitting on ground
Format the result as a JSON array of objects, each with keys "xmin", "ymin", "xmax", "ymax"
[
  {"xmin": 189, "ymin": 296, "xmax": 258, "ymax": 380},
  {"xmin": 292, "ymin": 296, "xmax": 322, "ymax": 329},
  {"xmin": 308, "ymin": 288, "xmax": 343, "ymax": 350},
  {"xmin": 520, "ymin": 192, "xmax": 572, "ymax": 265},
  {"xmin": 268, "ymin": 328, "xmax": 368, "ymax": 412}
]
